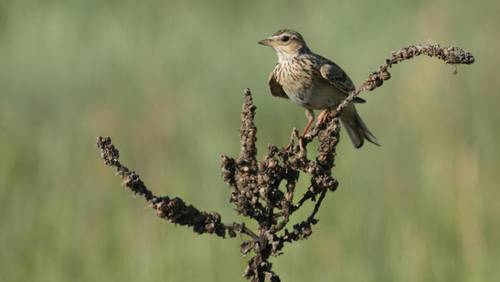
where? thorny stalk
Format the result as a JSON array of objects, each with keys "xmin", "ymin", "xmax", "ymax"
[{"xmin": 97, "ymin": 43, "xmax": 474, "ymax": 282}]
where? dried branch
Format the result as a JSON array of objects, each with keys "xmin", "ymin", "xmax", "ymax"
[
  {"xmin": 305, "ymin": 43, "xmax": 475, "ymax": 139},
  {"xmin": 97, "ymin": 43, "xmax": 474, "ymax": 282},
  {"xmin": 97, "ymin": 136, "xmax": 257, "ymax": 239}
]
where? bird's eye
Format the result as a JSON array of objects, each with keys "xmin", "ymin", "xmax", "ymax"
[{"xmin": 281, "ymin": 35, "xmax": 290, "ymax": 42}]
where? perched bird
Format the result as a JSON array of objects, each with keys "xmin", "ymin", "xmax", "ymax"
[{"xmin": 259, "ymin": 29, "xmax": 379, "ymax": 148}]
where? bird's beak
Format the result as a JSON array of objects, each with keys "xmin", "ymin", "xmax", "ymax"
[{"xmin": 258, "ymin": 37, "xmax": 273, "ymax": 46}]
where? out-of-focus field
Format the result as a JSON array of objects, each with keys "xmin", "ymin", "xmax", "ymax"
[{"xmin": 1, "ymin": 0, "xmax": 499, "ymax": 281}]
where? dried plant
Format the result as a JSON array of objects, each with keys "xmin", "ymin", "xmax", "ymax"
[{"xmin": 97, "ymin": 43, "xmax": 474, "ymax": 282}]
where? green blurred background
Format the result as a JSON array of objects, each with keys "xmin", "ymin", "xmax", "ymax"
[{"xmin": 1, "ymin": 0, "xmax": 498, "ymax": 281}]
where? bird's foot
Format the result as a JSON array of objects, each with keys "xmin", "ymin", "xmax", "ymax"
[{"xmin": 316, "ymin": 110, "xmax": 328, "ymax": 126}]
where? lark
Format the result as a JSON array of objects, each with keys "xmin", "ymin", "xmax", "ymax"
[{"xmin": 259, "ymin": 29, "xmax": 379, "ymax": 148}]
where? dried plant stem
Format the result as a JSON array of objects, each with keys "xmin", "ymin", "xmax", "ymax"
[
  {"xmin": 97, "ymin": 43, "xmax": 474, "ymax": 282},
  {"xmin": 305, "ymin": 43, "xmax": 475, "ymax": 139},
  {"xmin": 97, "ymin": 136, "xmax": 257, "ymax": 239}
]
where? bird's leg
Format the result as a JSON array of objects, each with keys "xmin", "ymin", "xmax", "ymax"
[
  {"xmin": 302, "ymin": 109, "xmax": 315, "ymax": 137},
  {"xmin": 316, "ymin": 110, "xmax": 328, "ymax": 126}
]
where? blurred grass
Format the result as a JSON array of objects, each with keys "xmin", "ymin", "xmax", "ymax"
[{"xmin": 1, "ymin": 0, "xmax": 499, "ymax": 281}]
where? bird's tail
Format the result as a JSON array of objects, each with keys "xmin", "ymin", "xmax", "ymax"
[{"xmin": 340, "ymin": 105, "xmax": 380, "ymax": 149}]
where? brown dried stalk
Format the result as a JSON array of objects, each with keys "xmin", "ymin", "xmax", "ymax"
[
  {"xmin": 305, "ymin": 43, "xmax": 475, "ymax": 140},
  {"xmin": 96, "ymin": 43, "xmax": 474, "ymax": 282}
]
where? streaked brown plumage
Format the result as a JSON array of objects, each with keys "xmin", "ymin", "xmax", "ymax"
[{"xmin": 259, "ymin": 29, "xmax": 379, "ymax": 148}]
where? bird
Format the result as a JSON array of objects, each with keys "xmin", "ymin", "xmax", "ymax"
[{"xmin": 258, "ymin": 29, "xmax": 379, "ymax": 148}]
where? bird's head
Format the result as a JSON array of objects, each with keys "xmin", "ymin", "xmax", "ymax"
[{"xmin": 258, "ymin": 29, "xmax": 310, "ymax": 61}]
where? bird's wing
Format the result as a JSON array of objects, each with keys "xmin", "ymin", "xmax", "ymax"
[
  {"xmin": 319, "ymin": 60, "xmax": 356, "ymax": 94},
  {"xmin": 268, "ymin": 71, "xmax": 289, "ymax": 99},
  {"xmin": 319, "ymin": 61, "xmax": 366, "ymax": 103}
]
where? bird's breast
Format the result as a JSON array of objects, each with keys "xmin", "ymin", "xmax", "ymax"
[{"xmin": 275, "ymin": 60, "xmax": 316, "ymax": 107}]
